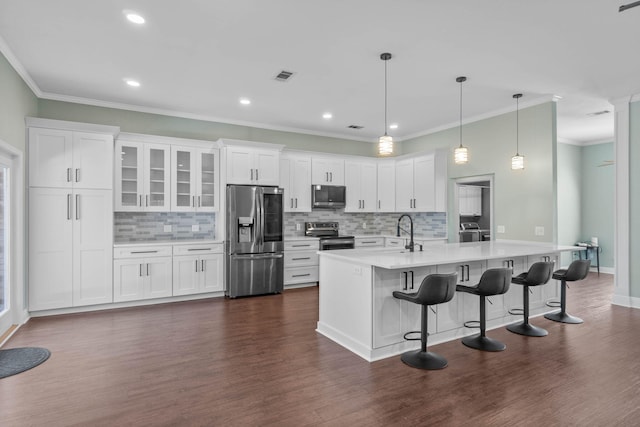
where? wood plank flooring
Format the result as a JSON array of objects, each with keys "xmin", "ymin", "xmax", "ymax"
[{"xmin": 1, "ymin": 273, "xmax": 639, "ymax": 426}]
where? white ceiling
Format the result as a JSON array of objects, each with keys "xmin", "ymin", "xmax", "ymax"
[{"xmin": 1, "ymin": 0, "xmax": 637, "ymax": 145}]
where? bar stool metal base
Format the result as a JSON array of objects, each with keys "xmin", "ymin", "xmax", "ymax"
[
  {"xmin": 400, "ymin": 349, "xmax": 448, "ymax": 370},
  {"xmin": 544, "ymin": 311, "xmax": 583, "ymax": 324},
  {"xmin": 506, "ymin": 321, "xmax": 548, "ymax": 337},
  {"xmin": 461, "ymin": 334, "xmax": 506, "ymax": 352}
]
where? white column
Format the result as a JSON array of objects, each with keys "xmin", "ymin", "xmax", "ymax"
[{"xmin": 611, "ymin": 96, "xmax": 631, "ymax": 307}]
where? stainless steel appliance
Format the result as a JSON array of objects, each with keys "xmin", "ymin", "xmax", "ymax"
[
  {"xmin": 226, "ymin": 185, "xmax": 284, "ymax": 298},
  {"xmin": 305, "ymin": 222, "xmax": 355, "ymax": 250},
  {"xmin": 459, "ymin": 222, "xmax": 491, "ymax": 242},
  {"xmin": 311, "ymin": 185, "xmax": 346, "ymax": 209}
]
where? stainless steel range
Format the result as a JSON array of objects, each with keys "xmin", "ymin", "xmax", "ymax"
[{"xmin": 305, "ymin": 222, "xmax": 355, "ymax": 250}]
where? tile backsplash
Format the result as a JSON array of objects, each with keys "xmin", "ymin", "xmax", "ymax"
[
  {"xmin": 114, "ymin": 212, "xmax": 216, "ymax": 243},
  {"xmin": 284, "ymin": 211, "xmax": 447, "ymax": 237}
]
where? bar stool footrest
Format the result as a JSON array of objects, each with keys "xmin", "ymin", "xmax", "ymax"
[
  {"xmin": 402, "ymin": 331, "xmax": 424, "ymax": 341},
  {"xmin": 463, "ymin": 320, "xmax": 480, "ymax": 329}
]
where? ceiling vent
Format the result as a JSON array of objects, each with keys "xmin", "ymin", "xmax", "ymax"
[
  {"xmin": 588, "ymin": 110, "xmax": 611, "ymax": 116},
  {"xmin": 274, "ymin": 70, "xmax": 295, "ymax": 82},
  {"xmin": 347, "ymin": 125, "xmax": 364, "ymax": 129}
]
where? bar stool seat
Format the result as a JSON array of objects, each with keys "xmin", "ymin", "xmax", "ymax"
[
  {"xmin": 506, "ymin": 261, "xmax": 554, "ymax": 337},
  {"xmin": 456, "ymin": 268, "xmax": 512, "ymax": 352},
  {"xmin": 392, "ymin": 273, "xmax": 458, "ymax": 370},
  {"xmin": 544, "ymin": 259, "xmax": 591, "ymax": 324}
]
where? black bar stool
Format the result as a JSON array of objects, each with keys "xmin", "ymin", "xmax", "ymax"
[
  {"xmin": 392, "ymin": 273, "xmax": 458, "ymax": 370},
  {"xmin": 456, "ymin": 268, "xmax": 512, "ymax": 352},
  {"xmin": 544, "ymin": 259, "xmax": 591, "ymax": 324},
  {"xmin": 506, "ymin": 261, "xmax": 554, "ymax": 337}
]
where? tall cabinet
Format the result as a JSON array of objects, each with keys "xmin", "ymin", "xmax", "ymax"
[{"xmin": 27, "ymin": 118, "xmax": 118, "ymax": 311}]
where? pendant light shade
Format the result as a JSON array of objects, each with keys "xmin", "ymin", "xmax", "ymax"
[
  {"xmin": 511, "ymin": 93, "xmax": 524, "ymax": 170},
  {"xmin": 454, "ymin": 76, "xmax": 469, "ymax": 165},
  {"xmin": 378, "ymin": 52, "xmax": 393, "ymax": 156}
]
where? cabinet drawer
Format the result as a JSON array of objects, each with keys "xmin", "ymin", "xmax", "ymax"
[
  {"xmin": 284, "ymin": 266, "xmax": 319, "ymax": 284},
  {"xmin": 385, "ymin": 237, "xmax": 404, "ymax": 247},
  {"xmin": 114, "ymin": 245, "xmax": 172, "ymax": 259},
  {"xmin": 173, "ymin": 243, "xmax": 223, "ymax": 256},
  {"xmin": 355, "ymin": 237, "xmax": 384, "ymax": 247},
  {"xmin": 284, "ymin": 240, "xmax": 319, "ymax": 251},
  {"xmin": 284, "ymin": 250, "xmax": 318, "ymax": 267}
]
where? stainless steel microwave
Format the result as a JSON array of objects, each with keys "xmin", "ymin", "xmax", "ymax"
[{"xmin": 311, "ymin": 185, "xmax": 346, "ymax": 209}]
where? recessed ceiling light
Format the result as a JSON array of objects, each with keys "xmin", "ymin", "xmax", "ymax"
[
  {"xmin": 389, "ymin": 123, "xmax": 398, "ymax": 129},
  {"xmin": 125, "ymin": 11, "xmax": 145, "ymax": 24},
  {"xmin": 322, "ymin": 113, "xmax": 333, "ymax": 119},
  {"xmin": 124, "ymin": 79, "xmax": 140, "ymax": 87},
  {"xmin": 240, "ymin": 98, "xmax": 251, "ymax": 105}
]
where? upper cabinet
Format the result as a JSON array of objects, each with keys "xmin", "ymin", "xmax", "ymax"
[
  {"xmin": 312, "ymin": 157, "xmax": 344, "ymax": 185},
  {"xmin": 171, "ymin": 146, "xmax": 220, "ymax": 212},
  {"xmin": 376, "ymin": 160, "xmax": 395, "ymax": 212},
  {"xmin": 280, "ymin": 153, "xmax": 312, "ymax": 212},
  {"xmin": 395, "ymin": 150, "xmax": 447, "ymax": 212},
  {"xmin": 225, "ymin": 146, "xmax": 280, "ymax": 186},
  {"xmin": 344, "ymin": 159, "xmax": 376, "ymax": 212},
  {"xmin": 459, "ymin": 185, "xmax": 482, "ymax": 216},
  {"xmin": 115, "ymin": 139, "xmax": 171, "ymax": 212},
  {"xmin": 29, "ymin": 127, "xmax": 114, "ymax": 189}
]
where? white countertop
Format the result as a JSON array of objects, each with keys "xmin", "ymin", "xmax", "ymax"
[
  {"xmin": 318, "ymin": 240, "xmax": 583, "ymax": 269},
  {"xmin": 114, "ymin": 239, "xmax": 223, "ymax": 248}
]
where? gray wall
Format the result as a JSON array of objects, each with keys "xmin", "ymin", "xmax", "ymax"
[
  {"xmin": 402, "ymin": 102, "xmax": 557, "ymax": 243},
  {"xmin": 630, "ymin": 101, "xmax": 640, "ymax": 297},
  {"xmin": 557, "ymin": 143, "xmax": 582, "ymax": 266},
  {"xmin": 0, "ymin": 53, "xmax": 38, "ymax": 151}
]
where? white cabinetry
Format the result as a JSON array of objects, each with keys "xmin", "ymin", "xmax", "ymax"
[
  {"xmin": 113, "ymin": 245, "xmax": 173, "ymax": 302},
  {"xmin": 355, "ymin": 237, "xmax": 385, "ymax": 248},
  {"xmin": 284, "ymin": 239, "xmax": 319, "ymax": 288},
  {"xmin": 280, "ymin": 154, "xmax": 312, "ymax": 212},
  {"xmin": 385, "ymin": 237, "xmax": 404, "ymax": 248},
  {"xmin": 376, "ymin": 160, "xmax": 396, "ymax": 212},
  {"xmin": 115, "ymin": 138, "xmax": 171, "ymax": 211},
  {"xmin": 312, "ymin": 157, "xmax": 344, "ymax": 185},
  {"xmin": 395, "ymin": 151, "xmax": 446, "ymax": 212},
  {"xmin": 345, "ymin": 160, "xmax": 377, "ymax": 212},
  {"xmin": 436, "ymin": 261, "xmax": 485, "ymax": 332},
  {"xmin": 225, "ymin": 146, "xmax": 280, "ymax": 185},
  {"xmin": 486, "ymin": 257, "xmax": 526, "ymax": 320},
  {"xmin": 459, "ymin": 185, "xmax": 482, "ymax": 216},
  {"xmin": 526, "ymin": 253, "xmax": 560, "ymax": 309},
  {"xmin": 27, "ymin": 120, "xmax": 116, "ymax": 311},
  {"xmin": 173, "ymin": 243, "xmax": 224, "ymax": 295},
  {"xmin": 171, "ymin": 146, "xmax": 219, "ymax": 212}
]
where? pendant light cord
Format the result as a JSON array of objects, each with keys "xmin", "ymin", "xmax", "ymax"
[
  {"xmin": 384, "ymin": 57, "xmax": 388, "ymax": 136},
  {"xmin": 459, "ymin": 79, "xmax": 463, "ymax": 148},
  {"xmin": 516, "ymin": 95, "xmax": 519, "ymax": 155}
]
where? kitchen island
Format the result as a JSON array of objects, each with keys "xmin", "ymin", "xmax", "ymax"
[{"xmin": 316, "ymin": 240, "xmax": 583, "ymax": 361}]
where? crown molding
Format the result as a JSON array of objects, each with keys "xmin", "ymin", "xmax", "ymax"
[{"xmin": 0, "ymin": 34, "xmax": 42, "ymax": 97}]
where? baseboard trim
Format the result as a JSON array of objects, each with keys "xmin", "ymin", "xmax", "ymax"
[{"xmin": 611, "ymin": 294, "xmax": 640, "ymax": 309}]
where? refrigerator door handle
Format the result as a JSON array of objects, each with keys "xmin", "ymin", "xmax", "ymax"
[{"xmin": 257, "ymin": 188, "xmax": 264, "ymax": 248}]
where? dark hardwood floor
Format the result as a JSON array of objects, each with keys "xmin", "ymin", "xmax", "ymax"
[{"xmin": 1, "ymin": 273, "xmax": 638, "ymax": 426}]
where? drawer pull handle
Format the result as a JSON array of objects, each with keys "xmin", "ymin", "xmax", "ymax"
[
  {"xmin": 188, "ymin": 248, "xmax": 212, "ymax": 251},
  {"xmin": 292, "ymin": 257, "xmax": 311, "ymax": 261},
  {"xmin": 291, "ymin": 244, "xmax": 312, "ymax": 247},
  {"xmin": 292, "ymin": 273, "xmax": 311, "ymax": 278},
  {"xmin": 131, "ymin": 250, "xmax": 159, "ymax": 254}
]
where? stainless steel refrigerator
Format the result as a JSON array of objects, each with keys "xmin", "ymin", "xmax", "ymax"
[{"xmin": 225, "ymin": 185, "xmax": 284, "ymax": 298}]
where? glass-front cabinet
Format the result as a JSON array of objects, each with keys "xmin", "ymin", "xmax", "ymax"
[
  {"xmin": 115, "ymin": 140, "xmax": 170, "ymax": 212},
  {"xmin": 171, "ymin": 146, "xmax": 219, "ymax": 212}
]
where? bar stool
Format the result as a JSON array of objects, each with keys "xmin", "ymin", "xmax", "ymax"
[
  {"xmin": 456, "ymin": 268, "xmax": 512, "ymax": 352},
  {"xmin": 544, "ymin": 259, "xmax": 591, "ymax": 324},
  {"xmin": 392, "ymin": 273, "xmax": 458, "ymax": 370},
  {"xmin": 506, "ymin": 261, "xmax": 554, "ymax": 337}
]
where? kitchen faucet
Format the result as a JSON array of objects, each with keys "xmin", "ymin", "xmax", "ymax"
[{"xmin": 397, "ymin": 214, "xmax": 415, "ymax": 252}]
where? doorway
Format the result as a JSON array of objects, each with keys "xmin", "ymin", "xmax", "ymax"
[{"xmin": 454, "ymin": 175, "xmax": 494, "ymax": 243}]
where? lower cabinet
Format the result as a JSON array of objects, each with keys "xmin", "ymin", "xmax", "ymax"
[
  {"xmin": 355, "ymin": 237, "xmax": 384, "ymax": 248},
  {"xmin": 486, "ymin": 257, "xmax": 527, "ymax": 320},
  {"xmin": 113, "ymin": 246, "xmax": 173, "ymax": 302},
  {"xmin": 173, "ymin": 244, "xmax": 224, "ymax": 295},
  {"xmin": 284, "ymin": 239, "xmax": 319, "ymax": 288},
  {"xmin": 436, "ymin": 261, "xmax": 485, "ymax": 332},
  {"xmin": 527, "ymin": 253, "xmax": 560, "ymax": 309}
]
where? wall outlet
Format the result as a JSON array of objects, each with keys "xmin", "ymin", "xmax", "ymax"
[
  {"xmin": 192, "ymin": 224, "xmax": 200, "ymax": 232},
  {"xmin": 353, "ymin": 266, "xmax": 362, "ymax": 275},
  {"xmin": 296, "ymin": 223, "xmax": 301, "ymax": 231},
  {"xmin": 497, "ymin": 225, "xmax": 506, "ymax": 234},
  {"xmin": 535, "ymin": 226, "xmax": 545, "ymax": 236},
  {"xmin": 163, "ymin": 225, "xmax": 172, "ymax": 233},
  {"xmin": 362, "ymin": 222, "xmax": 367, "ymax": 229}
]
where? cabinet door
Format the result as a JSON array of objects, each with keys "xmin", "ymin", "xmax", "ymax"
[
  {"xmin": 197, "ymin": 149, "xmax": 218, "ymax": 211},
  {"xmin": 226, "ymin": 147, "xmax": 253, "ymax": 184},
  {"xmin": 254, "ymin": 150, "xmax": 280, "ymax": 185},
  {"xmin": 29, "ymin": 128, "xmax": 73, "ymax": 188},
  {"xmin": 146, "ymin": 257, "xmax": 173, "ymax": 299},
  {"xmin": 395, "ymin": 158, "xmax": 414, "ymax": 211},
  {"xmin": 527, "ymin": 253, "xmax": 560, "ymax": 310},
  {"xmin": 435, "ymin": 263, "xmax": 476, "ymax": 332},
  {"xmin": 469, "ymin": 186, "xmax": 482, "ymax": 216},
  {"xmin": 311, "ymin": 158, "xmax": 344, "ymax": 185},
  {"xmin": 72, "ymin": 189, "xmax": 113, "ymax": 307},
  {"xmin": 486, "ymin": 257, "xmax": 525, "ymax": 320},
  {"xmin": 72, "ymin": 132, "xmax": 113, "ymax": 189},
  {"xmin": 326, "ymin": 159, "xmax": 345, "ymax": 185},
  {"xmin": 279, "ymin": 156, "xmax": 292, "ymax": 211},
  {"xmin": 377, "ymin": 161, "xmax": 395, "ymax": 212},
  {"xmin": 201, "ymin": 253, "xmax": 224, "ymax": 293},
  {"xmin": 172, "ymin": 146, "xmax": 195, "ymax": 211},
  {"xmin": 145, "ymin": 144, "xmax": 170, "ymax": 211},
  {"xmin": 344, "ymin": 161, "xmax": 362, "ymax": 212},
  {"xmin": 360, "ymin": 162, "xmax": 377, "ymax": 212},
  {"xmin": 173, "ymin": 255, "xmax": 200, "ymax": 296},
  {"xmin": 115, "ymin": 141, "xmax": 144, "ymax": 211},
  {"xmin": 113, "ymin": 259, "xmax": 145, "ymax": 302},
  {"xmin": 28, "ymin": 188, "xmax": 73, "ymax": 310},
  {"xmin": 413, "ymin": 155, "xmax": 435, "ymax": 212}
]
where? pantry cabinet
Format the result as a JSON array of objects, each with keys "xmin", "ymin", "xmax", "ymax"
[{"xmin": 171, "ymin": 145, "xmax": 219, "ymax": 212}]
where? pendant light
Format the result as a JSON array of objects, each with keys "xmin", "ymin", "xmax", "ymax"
[
  {"xmin": 511, "ymin": 93, "xmax": 525, "ymax": 170},
  {"xmin": 378, "ymin": 52, "xmax": 393, "ymax": 156},
  {"xmin": 453, "ymin": 76, "xmax": 469, "ymax": 164}
]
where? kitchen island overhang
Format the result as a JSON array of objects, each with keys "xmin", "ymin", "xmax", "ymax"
[{"xmin": 316, "ymin": 240, "xmax": 584, "ymax": 362}]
